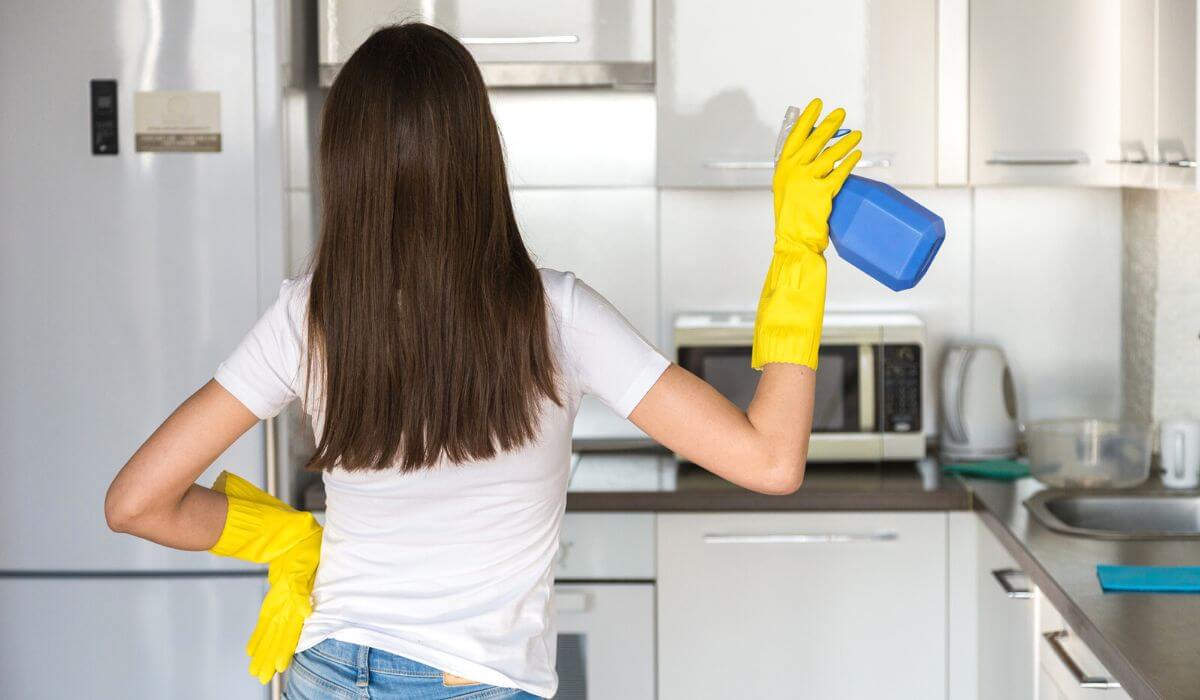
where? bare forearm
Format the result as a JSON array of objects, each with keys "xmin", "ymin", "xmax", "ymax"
[
  {"xmin": 106, "ymin": 483, "xmax": 227, "ymax": 550},
  {"xmin": 104, "ymin": 380, "xmax": 259, "ymax": 550},
  {"xmin": 630, "ymin": 363, "xmax": 815, "ymax": 494}
]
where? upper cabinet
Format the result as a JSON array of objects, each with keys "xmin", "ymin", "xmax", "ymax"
[
  {"xmin": 1154, "ymin": 0, "xmax": 1198, "ymax": 188},
  {"xmin": 655, "ymin": 0, "xmax": 938, "ymax": 188},
  {"xmin": 970, "ymin": 0, "xmax": 1123, "ymax": 186},
  {"xmin": 317, "ymin": 0, "xmax": 653, "ymax": 88},
  {"xmin": 1120, "ymin": 0, "xmax": 1198, "ymax": 190}
]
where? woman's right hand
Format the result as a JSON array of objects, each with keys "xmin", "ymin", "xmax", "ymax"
[{"xmin": 772, "ymin": 98, "xmax": 862, "ymax": 255}]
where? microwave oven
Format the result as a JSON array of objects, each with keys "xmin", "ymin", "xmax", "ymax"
[{"xmin": 674, "ymin": 311, "xmax": 926, "ymax": 462}]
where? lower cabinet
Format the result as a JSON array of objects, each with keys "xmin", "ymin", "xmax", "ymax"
[
  {"xmin": 1035, "ymin": 589, "xmax": 1131, "ymax": 700},
  {"xmin": 977, "ymin": 521, "xmax": 1036, "ymax": 700},
  {"xmin": 656, "ymin": 512, "xmax": 948, "ymax": 700}
]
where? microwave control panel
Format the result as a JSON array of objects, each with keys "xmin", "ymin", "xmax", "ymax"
[{"xmin": 880, "ymin": 345, "xmax": 921, "ymax": 433}]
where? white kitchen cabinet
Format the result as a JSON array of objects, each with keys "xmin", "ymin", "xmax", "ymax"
[
  {"xmin": 977, "ymin": 524, "xmax": 1036, "ymax": 700},
  {"xmin": 1119, "ymin": 0, "xmax": 1199, "ymax": 190},
  {"xmin": 656, "ymin": 0, "xmax": 937, "ymax": 187},
  {"xmin": 970, "ymin": 0, "xmax": 1122, "ymax": 186},
  {"xmin": 1155, "ymin": 0, "xmax": 1198, "ymax": 189},
  {"xmin": 1119, "ymin": 0, "xmax": 1160, "ymax": 188},
  {"xmin": 656, "ymin": 512, "xmax": 948, "ymax": 700},
  {"xmin": 1035, "ymin": 589, "xmax": 1131, "ymax": 700},
  {"xmin": 318, "ymin": 0, "xmax": 653, "ymax": 87}
]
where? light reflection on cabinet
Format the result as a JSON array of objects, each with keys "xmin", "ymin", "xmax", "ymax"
[{"xmin": 656, "ymin": 0, "xmax": 937, "ymax": 188}]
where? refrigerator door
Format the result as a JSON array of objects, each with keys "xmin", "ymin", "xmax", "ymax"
[
  {"xmin": 0, "ymin": 1, "xmax": 276, "ymax": 571},
  {"xmin": 0, "ymin": 575, "xmax": 268, "ymax": 700}
]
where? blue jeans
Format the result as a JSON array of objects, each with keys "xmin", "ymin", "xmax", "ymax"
[{"xmin": 284, "ymin": 638, "xmax": 544, "ymax": 699}]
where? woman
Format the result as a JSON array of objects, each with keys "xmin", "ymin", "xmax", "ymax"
[{"xmin": 105, "ymin": 23, "xmax": 860, "ymax": 700}]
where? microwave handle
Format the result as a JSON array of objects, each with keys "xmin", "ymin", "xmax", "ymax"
[{"xmin": 858, "ymin": 345, "xmax": 875, "ymax": 431}]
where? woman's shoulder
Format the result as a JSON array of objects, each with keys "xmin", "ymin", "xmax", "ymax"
[{"xmin": 537, "ymin": 267, "xmax": 578, "ymax": 322}]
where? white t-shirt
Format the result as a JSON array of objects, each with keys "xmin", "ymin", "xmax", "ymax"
[{"xmin": 214, "ymin": 269, "xmax": 669, "ymax": 698}]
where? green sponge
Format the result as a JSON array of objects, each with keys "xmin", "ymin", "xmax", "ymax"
[{"xmin": 942, "ymin": 459, "xmax": 1030, "ymax": 481}]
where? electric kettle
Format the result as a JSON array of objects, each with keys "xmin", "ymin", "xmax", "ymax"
[{"xmin": 940, "ymin": 344, "xmax": 1019, "ymax": 461}]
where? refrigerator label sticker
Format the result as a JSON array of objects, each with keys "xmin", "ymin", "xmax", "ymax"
[{"xmin": 134, "ymin": 91, "xmax": 221, "ymax": 152}]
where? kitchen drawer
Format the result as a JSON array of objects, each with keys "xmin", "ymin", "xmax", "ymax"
[
  {"xmin": 657, "ymin": 512, "xmax": 947, "ymax": 700},
  {"xmin": 556, "ymin": 512, "xmax": 655, "ymax": 580},
  {"xmin": 1035, "ymin": 590, "xmax": 1130, "ymax": 699}
]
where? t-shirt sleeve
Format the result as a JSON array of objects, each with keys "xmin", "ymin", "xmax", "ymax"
[
  {"xmin": 214, "ymin": 278, "xmax": 306, "ymax": 420},
  {"xmin": 563, "ymin": 277, "xmax": 670, "ymax": 418}
]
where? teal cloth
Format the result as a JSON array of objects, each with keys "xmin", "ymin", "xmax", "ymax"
[
  {"xmin": 941, "ymin": 459, "xmax": 1030, "ymax": 481},
  {"xmin": 1097, "ymin": 565, "xmax": 1200, "ymax": 593}
]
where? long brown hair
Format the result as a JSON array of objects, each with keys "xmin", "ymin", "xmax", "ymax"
[{"xmin": 305, "ymin": 23, "xmax": 559, "ymax": 473}]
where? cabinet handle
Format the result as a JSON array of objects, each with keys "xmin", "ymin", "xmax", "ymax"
[
  {"xmin": 704, "ymin": 156, "xmax": 891, "ymax": 171},
  {"xmin": 987, "ymin": 151, "xmax": 1089, "ymax": 165},
  {"xmin": 460, "ymin": 35, "xmax": 579, "ymax": 45},
  {"xmin": 990, "ymin": 568, "xmax": 1031, "ymax": 599},
  {"xmin": 703, "ymin": 531, "xmax": 898, "ymax": 544},
  {"xmin": 1157, "ymin": 160, "xmax": 1199, "ymax": 168},
  {"xmin": 1042, "ymin": 630, "xmax": 1122, "ymax": 690},
  {"xmin": 703, "ymin": 160, "xmax": 775, "ymax": 170}
]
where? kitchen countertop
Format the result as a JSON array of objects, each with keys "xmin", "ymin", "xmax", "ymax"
[
  {"xmin": 566, "ymin": 462, "xmax": 971, "ymax": 511},
  {"xmin": 967, "ymin": 476, "xmax": 1200, "ymax": 700}
]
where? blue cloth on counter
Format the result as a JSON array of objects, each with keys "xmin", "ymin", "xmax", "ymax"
[{"xmin": 1097, "ymin": 565, "xmax": 1200, "ymax": 593}]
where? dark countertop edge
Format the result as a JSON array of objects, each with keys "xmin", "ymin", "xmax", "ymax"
[
  {"xmin": 565, "ymin": 485, "xmax": 971, "ymax": 512},
  {"xmin": 972, "ymin": 496, "xmax": 1160, "ymax": 700}
]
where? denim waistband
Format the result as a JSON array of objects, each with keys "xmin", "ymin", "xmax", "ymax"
[{"xmin": 305, "ymin": 637, "xmax": 443, "ymax": 677}]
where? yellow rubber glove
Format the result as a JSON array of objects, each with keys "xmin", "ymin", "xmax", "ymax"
[
  {"xmin": 752, "ymin": 98, "xmax": 862, "ymax": 370},
  {"xmin": 209, "ymin": 471, "xmax": 323, "ymax": 684}
]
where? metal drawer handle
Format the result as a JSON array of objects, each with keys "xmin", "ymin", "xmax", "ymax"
[
  {"xmin": 991, "ymin": 568, "xmax": 1032, "ymax": 599},
  {"xmin": 987, "ymin": 151, "xmax": 1089, "ymax": 165},
  {"xmin": 703, "ymin": 156, "xmax": 891, "ymax": 170},
  {"xmin": 460, "ymin": 35, "xmax": 579, "ymax": 45},
  {"xmin": 703, "ymin": 531, "xmax": 898, "ymax": 544},
  {"xmin": 703, "ymin": 160, "xmax": 774, "ymax": 170},
  {"xmin": 1042, "ymin": 630, "xmax": 1122, "ymax": 690}
]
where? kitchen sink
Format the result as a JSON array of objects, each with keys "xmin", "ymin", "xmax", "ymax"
[{"xmin": 1025, "ymin": 490, "xmax": 1200, "ymax": 539}]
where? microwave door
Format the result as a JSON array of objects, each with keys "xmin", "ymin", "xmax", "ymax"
[{"xmin": 812, "ymin": 345, "xmax": 863, "ymax": 433}]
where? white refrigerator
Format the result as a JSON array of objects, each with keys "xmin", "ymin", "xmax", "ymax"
[{"xmin": 0, "ymin": 1, "xmax": 285, "ymax": 698}]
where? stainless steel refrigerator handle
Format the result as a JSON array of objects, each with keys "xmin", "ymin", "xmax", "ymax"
[
  {"xmin": 990, "ymin": 568, "xmax": 1032, "ymax": 599},
  {"xmin": 1042, "ymin": 631, "xmax": 1122, "ymax": 690},
  {"xmin": 703, "ymin": 531, "xmax": 898, "ymax": 544},
  {"xmin": 460, "ymin": 35, "xmax": 579, "ymax": 45}
]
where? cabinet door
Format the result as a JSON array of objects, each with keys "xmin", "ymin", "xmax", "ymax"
[
  {"xmin": 554, "ymin": 584, "xmax": 655, "ymax": 700},
  {"xmin": 318, "ymin": 0, "xmax": 652, "ymax": 66},
  {"xmin": 1156, "ymin": 0, "xmax": 1198, "ymax": 189},
  {"xmin": 656, "ymin": 512, "xmax": 947, "ymax": 700},
  {"xmin": 970, "ymin": 0, "xmax": 1122, "ymax": 186},
  {"xmin": 977, "ymin": 526, "xmax": 1036, "ymax": 700},
  {"xmin": 1035, "ymin": 590, "xmax": 1131, "ymax": 700},
  {"xmin": 656, "ymin": 0, "xmax": 937, "ymax": 187}
]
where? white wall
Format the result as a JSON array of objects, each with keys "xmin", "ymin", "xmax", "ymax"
[{"xmin": 972, "ymin": 187, "xmax": 1123, "ymax": 422}]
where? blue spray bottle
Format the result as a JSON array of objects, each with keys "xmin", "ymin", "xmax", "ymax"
[{"xmin": 775, "ymin": 106, "xmax": 945, "ymax": 292}]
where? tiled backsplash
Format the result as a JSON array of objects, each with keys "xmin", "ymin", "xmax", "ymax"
[{"xmin": 1122, "ymin": 188, "xmax": 1200, "ymax": 424}]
